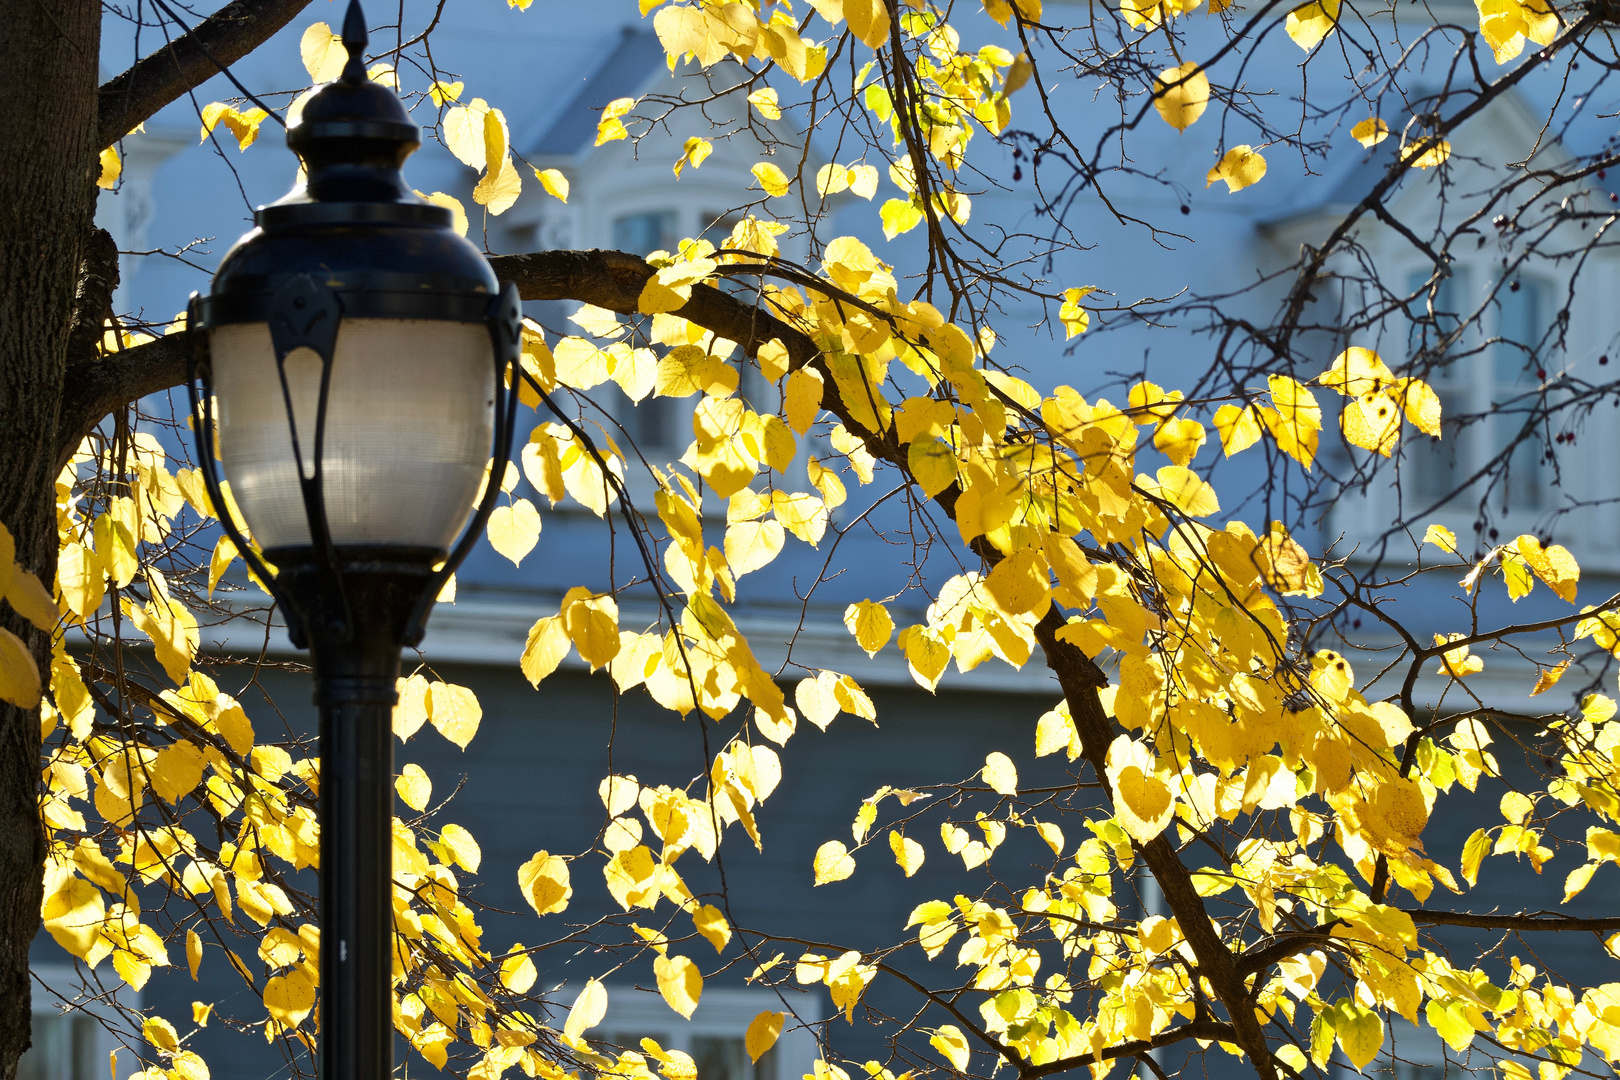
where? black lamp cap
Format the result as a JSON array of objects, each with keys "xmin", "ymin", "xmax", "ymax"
[{"xmin": 287, "ymin": 0, "xmax": 419, "ymax": 150}]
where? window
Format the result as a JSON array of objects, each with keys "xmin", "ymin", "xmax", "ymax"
[
  {"xmin": 612, "ymin": 212, "xmax": 686, "ymax": 460},
  {"xmin": 586, "ymin": 986, "xmax": 819, "ymax": 1080},
  {"xmin": 18, "ymin": 1013, "xmax": 102, "ymax": 1080},
  {"xmin": 20, "ymin": 965, "xmax": 139, "ymax": 1080},
  {"xmin": 1405, "ymin": 268, "xmax": 1552, "ymax": 518}
]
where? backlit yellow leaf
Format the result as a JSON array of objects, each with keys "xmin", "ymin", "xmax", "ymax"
[
  {"xmin": 931, "ymin": 1026, "xmax": 971, "ymax": 1071},
  {"xmin": 488, "ymin": 499, "xmax": 541, "ymax": 565},
  {"xmin": 518, "ymin": 851, "xmax": 572, "ymax": 915},
  {"xmin": 725, "ymin": 520, "xmax": 786, "ymax": 577},
  {"xmin": 751, "ymin": 162, "xmax": 791, "ymax": 198},
  {"xmin": 982, "ymin": 751, "xmax": 1018, "ymax": 795},
  {"xmin": 813, "ymin": 839, "xmax": 856, "ymax": 884},
  {"xmin": 655, "ymin": 953, "xmax": 703, "ymax": 1019},
  {"xmin": 397, "ymin": 763, "xmax": 432, "ymax": 811},
  {"xmin": 300, "ymin": 22, "xmax": 346, "ymax": 82},
  {"xmin": 1206, "ymin": 145, "xmax": 1267, "ymax": 192},
  {"xmin": 693, "ymin": 904, "xmax": 731, "ymax": 953},
  {"xmin": 746, "ymin": 1011, "xmax": 784, "ymax": 1063},
  {"xmin": 536, "ymin": 168, "xmax": 569, "ymax": 202},
  {"xmin": 264, "ymin": 970, "xmax": 316, "ymax": 1029},
  {"xmin": 427, "ymin": 682, "xmax": 481, "ymax": 748},
  {"xmin": 501, "ymin": 947, "xmax": 538, "ymax": 994},
  {"xmin": 0, "ymin": 629, "xmax": 40, "ymax": 709},
  {"xmin": 564, "ymin": 978, "xmax": 607, "ymax": 1039},
  {"xmin": 1152, "ymin": 63, "xmax": 1209, "ymax": 131},
  {"xmin": 889, "ymin": 830, "xmax": 924, "ymax": 876},
  {"xmin": 843, "ymin": 600, "xmax": 894, "ymax": 657},
  {"xmin": 1285, "ymin": 0, "xmax": 1339, "ymax": 49},
  {"xmin": 1352, "ymin": 117, "xmax": 1389, "ymax": 147}
]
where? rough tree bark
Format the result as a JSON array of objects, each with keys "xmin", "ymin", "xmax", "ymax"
[{"xmin": 0, "ymin": 2, "xmax": 103, "ymax": 1078}]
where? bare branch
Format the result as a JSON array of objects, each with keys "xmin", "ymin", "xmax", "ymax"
[{"xmin": 98, "ymin": 0, "xmax": 315, "ymax": 150}]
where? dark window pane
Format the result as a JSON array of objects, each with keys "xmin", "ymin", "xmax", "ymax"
[
  {"xmin": 691, "ymin": 1036, "xmax": 748, "ymax": 1080},
  {"xmin": 613, "ymin": 212, "xmax": 679, "ymax": 256}
]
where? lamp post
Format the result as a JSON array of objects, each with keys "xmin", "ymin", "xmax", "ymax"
[{"xmin": 184, "ymin": 4, "xmax": 519, "ymax": 1077}]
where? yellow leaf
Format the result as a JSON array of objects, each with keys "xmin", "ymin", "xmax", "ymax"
[
  {"xmin": 264, "ymin": 970, "xmax": 316, "ymax": 1029},
  {"xmin": 1397, "ymin": 377, "xmax": 1443, "ymax": 435},
  {"xmin": 488, "ymin": 499, "xmax": 542, "ymax": 565},
  {"xmin": 414, "ymin": 191, "xmax": 467, "ymax": 237},
  {"xmin": 1404, "ymin": 135, "xmax": 1452, "ymax": 169},
  {"xmin": 1517, "ymin": 535, "xmax": 1579, "ymax": 602},
  {"xmin": 57, "ymin": 542, "xmax": 105, "ymax": 620},
  {"xmin": 564, "ymin": 978, "xmax": 607, "ymax": 1039},
  {"xmin": 844, "ymin": 0, "xmax": 890, "ymax": 48},
  {"xmin": 881, "ymin": 198, "xmax": 924, "ymax": 239},
  {"xmin": 1206, "ymin": 145, "xmax": 1267, "ymax": 192},
  {"xmin": 908, "ymin": 439, "xmax": 958, "ymax": 498},
  {"xmin": 813, "ymin": 839, "xmax": 856, "ymax": 884},
  {"xmin": 535, "ymin": 168, "xmax": 569, "ymax": 202},
  {"xmin": 725, "ymin": 520, "xmax": 786, "ymax": 577},
  {"xmin": 96, "ymin": 145, "xmax": 123, "ymax": 189},
  {"xmin": 300, "ymin": 22, "xmax": 346, "ymax": 82},
  {"xmin": 144, "ymin": 1018, "xmax": 179, "ymax": 1054},
  {"xmin": 187, "ymin": 929, "xmax": 203, "ymax": 980},
  {"xmin": 1155, "ymin": 465, "xmax": 1220, "ymax": 517},
  {"xmin": 429, "ymin": 80, "xmax": 463, "ymax": 105},
  {"xmin": 930, "ymin": 1026, "xmax": 971, "ymax": 1071},
  {"xmin": 1461, "ymin": 827, "xmax": 1489, "ymax": 886},
  {"xmin": 0, "ymin": 629, "xmax": 40, "ymax": 709},
  {"xmin": 438, "ymin": 823, "xmax": 481, "ymax": 872},
  {"xmin": 396, "ymin": 763, "xmax": 432, "ymax": 811},
  {"xmin": 518, "ymin": 851, "xmax": 572, "ymax": 915},
  {"xmin": 1212, "ymin": 404, "xmax": 1261, "ymax": 456},
  {"xmin": 1285, "ymin": 0, "xmax": 1339, "ymax": 49},
  {"xmin": 1423, "ymin": 524, "xmax": 1458, "ymax": 554},
  {"xmin": 654, "ymin": 953, "xmax": 703, "ymax": 1019},
  {"xmin": 784, "ymin": 368, "xmax": 824, "ymax": 434},
  {"xmin": 150, "ymin": 740, "xmax": 205, "ymax": 803},
  {"xmin": 843, "ymin": 600, "xmax": 894, "ymax": 657},
  {"xmin": 562, "ymin": 587, "xmax": 621, "ymax": 669},
  {"xmin": 500, "ymin": 947, "xmax": 537, "ymax": 993},
  {"xmin": 596, "ymin": 97, "xmax": 637, "ymax": 147},
  {"xmin": 521, "ymin": 615, "xmax": 573, "ymax": 683},
  {"xmin": 748, "ymin": 88, "xmax": 782, "ymax": 119},
  {"xmin": 745, "ymin": 1011, "xmax": 784, "ymax": 1063},
  {"xmin": 1352, "ymin": 117, "xmax": 1389, "ymax": 147},
  {"xmin": 393, "ymin": 674, "xmax": 430, "ymax": 740},
  {"xmin": 1265, "ymin": 374, "xmax": 1321, "ymax": 468},
  {"xmin": 674, "ymin": 136, "xmax": 713, "ymax": 178},
  {"xmin": 474, "ymin": 156, "xmax": 522, "ymax": 215},
  {"xmin": 889, "ymin": 831, "xmax": 924, "ymax": 876},
  {"xmin": 1152, "ymin": 63, "xmax": 1209, "ymax": 131},
  {"xmin": 693, "ymin": 904, "xmax": 731, "ymax": 953},
  {"xmin": 427, "ymin": 682, "xmax": 481, "ymax": 748},
  {"xmin": 1105, "ymin": 735, "xmax": 1174, "ymax": 842},
  {"xmin": 192, "ymin": 1002, "xmax": 212, "ymax": 1027},
  {"xmin": 1153, "ymin": 417, "xmax": 1205, "ymax": 465},
  {"xmin": 752, "ymin": 162, "xmax": 791, "ymax": 197},
  {"xmin": 444, "ymin": 98, "xmax": 491, "ymax": 169},
  {"xmin": 200, "ymin": 103, "xmax": 270, "ymax": 151},
  {"xmin": 1532, "ymin": 659, "xmax": 1572, "ymax": 696},
  {"xmin": 982, "ymin": 751, "xmax": 1018, "ymax": 795},
  {"xmin": 1330, "ymin": 999, "xmax": 1383, "ymax": 1071}
]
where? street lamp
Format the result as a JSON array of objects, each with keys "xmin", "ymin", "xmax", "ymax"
[{"xmin": 184, "ymin": 3, "xmax": 519, "ymax": 1077}]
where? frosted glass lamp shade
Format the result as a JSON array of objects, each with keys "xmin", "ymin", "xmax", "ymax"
[{"xmin": 210, "ymin": 318, "xmax": 495, "ymax": 554}]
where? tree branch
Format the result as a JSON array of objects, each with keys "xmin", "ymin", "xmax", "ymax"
[
  {"xmin": 97, "ymin": 0, "xmax": 315, "ymax": 150},
  {"xmin": 1405, "ymin": 911, "xmax": 1620, "ymax": 932}
]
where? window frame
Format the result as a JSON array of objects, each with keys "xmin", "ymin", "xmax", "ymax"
[
  {"xmin": 22, "ymin": 964, "xmax": 142, "ymax": 1080},
  {"xmin": 584, "ymin": 985, "xmax": 823, "ymax": 1080}
]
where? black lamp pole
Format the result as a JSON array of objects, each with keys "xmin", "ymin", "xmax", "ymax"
[{"xmin": 184, "ymin": 4, "xmax": 519, "ymax": 1077}]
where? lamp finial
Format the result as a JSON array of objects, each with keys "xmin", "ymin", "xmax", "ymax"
[{"xmin": 340, "ymin": 0, "xmax": 368, "ymax": 84}]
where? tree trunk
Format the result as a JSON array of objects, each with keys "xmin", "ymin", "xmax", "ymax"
[{"xmin": 0, "ymin": 2, "xmax": 102, "ymax": 1079}]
